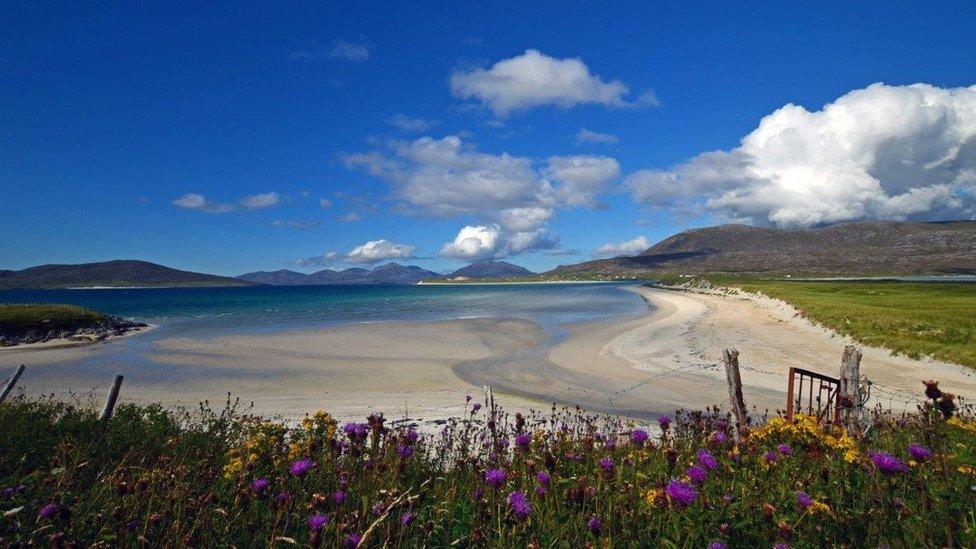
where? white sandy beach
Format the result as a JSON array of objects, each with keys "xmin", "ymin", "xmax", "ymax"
[{"xmin": 4, "ymin": 286, "xmax": 974, "ymax": 425}]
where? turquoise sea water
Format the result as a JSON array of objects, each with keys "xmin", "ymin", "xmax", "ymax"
[{"xmin": 0, "ymin": 283, "xmax": 650, "ymax": 340}]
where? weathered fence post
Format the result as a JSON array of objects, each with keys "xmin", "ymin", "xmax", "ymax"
[
  {"xmin": 838, "ymin": 345, "xmax": 863, "ymax": 432},
  {"xmin": 0, "ymin": 365, "xmax": 26, "ymax": 403},
  {"xmin": 723, "ymin": 349, "xmax": 748, "ymax": 440},
  {"xmin": 100, "ymin": 375, "xmax": 124, "ymax": 421}
]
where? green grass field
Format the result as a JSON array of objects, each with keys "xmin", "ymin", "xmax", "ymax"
[
  {"xmin": 688, "ymin": 278, "xmax": 976, "ymax": 369},
  {"xmin": 0, "ymin": 303, "xmax": 109, "ymax": 337}
]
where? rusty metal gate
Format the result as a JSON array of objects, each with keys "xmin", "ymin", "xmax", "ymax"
[{"xmin": 786, "ymin": 367, "xmax": 841, "ymax": 423}]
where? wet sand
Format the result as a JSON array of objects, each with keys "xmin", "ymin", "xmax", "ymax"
[{"xmin": 4, "ymin": 285, "xmax": 973, "ymax": 424}]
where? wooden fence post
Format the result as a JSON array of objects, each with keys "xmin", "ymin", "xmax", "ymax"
[
  {"xmin": 100, "ymin": 375, "xmax": 124, "ymax": 421},
  {"xmin": 839, "ymin": 345, "xmax": 863, "ymax": 431},
  {"xmin": 723, "ymin": 349, "xmax": 748, "ymax": 440},
  {"xmin": 0, "ymin": 365, "xmax": 26, "ymax": 403}
]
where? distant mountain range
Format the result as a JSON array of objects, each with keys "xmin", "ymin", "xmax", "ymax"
[
  {"xmin": 549, "ymin": 220, "xmax": 976, "ymax": 277},
  {"xmin": 447, "ymin": 261, "xmax": 534, "ymax": 279},
  {"xmin": 6, "ymin": 221, "xmax": 971, "ymax": 290},
  {"xmin": 238, "ymin": 263, "xmax": 440, "ymax": 286},
  {"xmin": 239, "ymin": 260, "xmax": 536, "ymax": 286},
  {"xmin": 0, "ymin": 260, "xmax": 255, "ymax": 290}
]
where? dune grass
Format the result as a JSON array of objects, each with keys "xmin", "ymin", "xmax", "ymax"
[
  {"xmin": 0, "ymin": 391, "xmax": 974, "ymax": 547},
  {"xmin": 684, "ymin": 278, "xmax": 976, "ymax": 369},
  {"xmin": 0, "ymin": 304, "xmax": 109, "ymax": 337}
]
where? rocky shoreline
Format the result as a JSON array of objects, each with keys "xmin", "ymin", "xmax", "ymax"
[{"xmin": 0, "ymin": 316, "xmax": 148, "ymax": 347}]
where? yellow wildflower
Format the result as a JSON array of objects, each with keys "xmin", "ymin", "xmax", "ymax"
[{"xmin": 644, "ymin": 488, "xmax": 662, "ymax": 507}]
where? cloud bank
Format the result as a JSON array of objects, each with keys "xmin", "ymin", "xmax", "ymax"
[
  {"xmin": 625, "ymin": 83, "xmax": 976, "ymax": 227},
  {"xmin": 450, "ymin": 50, "xmax": 658, "ymax": 116},
  {"xmin": 343, "ymin": 135, "xmax": 620, "ymax": 258},
  {"xmin": 345, "ymin": 239, "xmax": 416, "ymax": 264}
]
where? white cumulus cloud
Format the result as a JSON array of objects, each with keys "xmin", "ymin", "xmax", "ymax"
[
  {"xmin": 440, "ymin": 224, "xmax": 558, "ymax": 261},
  {"xmin": 345, "ymin": 239, "xmax": 416, "ymax": 264},
  {"xmin": 593, "ymin": 236, "xmax": 649, "ymax": 258},
  {"xmin": 545, "ymin": 155, "xmax": 620, "ymax": 208},
  {"xmin": 343, "ymin": 135, "xmax": 619, "ymax": 259},
  {"xmin": 450, "ymin": 49, "xmax": 658, "ymax": 117},
  {"xmin": 342, "ymin": 135, "xmax": 617, "ymax": 217},
  {"xmin": 624, "ymin": 82, "xmax": 976, "ymax": 227},
  {"xmin": 342, "ymin": 135, "xmax": 548, "ymax": 217}
]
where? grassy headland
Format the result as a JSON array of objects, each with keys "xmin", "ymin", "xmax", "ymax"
[
  {"xmin": 0, "ymin": 304, "xmax": 109, "ymax": 336},
  {"xmin": 0, "ymin": 392, "xmax": 973, "ymax": 546},
  {"xmin": 659, "ymin": 276, "xmax": 976, "ymax": 369},
  {"xmin": 0, "ymin": 303, "xmax": 146, "ymax": 346}
]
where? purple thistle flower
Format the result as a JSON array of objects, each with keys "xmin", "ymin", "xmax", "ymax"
[
  {"xmin": 333, "ymin": 490, "xmax": 347, "ymax": 504},
  {"xmin": 344, "ymin": 533, "xmax": 362, "ymax": 548},
  {"xmin": 599, "ymin": 457, "xmax": 615, "ymax": 474},
  {"xmin": 587, "ymin": 515, "xmax": 602, "ymax": 535},
  {"xmin": 397, "ymin": 444, "xmax": 414, "ymax": 458},
  {"xmin": 400, "ymin": 511, "xmax": 415, "ymax": 526},
  {"xmin": 308, "ymin": 514, "xmax": 328, "ymax": 531},
  {"xmin": 277, "ymin": 491, "xmax": 291, "ymax": 504},
  {"xmin": 658, "ymin": 415, "xmax": 671, "ymax": 429},
  {"xmin": 289, "ymin": 458, "xmax": 316, "ymax": 477},
  {"xmin": 1, "ymin": 487, "xmax": 14, "ymax": 499},
  {"xmin": 371, "ymin": 502, "xmax": 386, "ymax": 515},
  {"xmin": 685, "ymin": 465, "xmax": 708, "ymax": 484},
  {"xmin": 631, "ymin": 429, "xmax": 649, "ymax": 445},
  {"xmin": 515, "ymin": 432, "xmax": 532, "ymax": 449},
  {"xmin": 697, "ymin": 449, "xmax": 718, "ymax": 469},
  {"xmin": 250, "ymin": 477, "xmax": 270, "ymax": 494},
  {"xmin": 869, "ymin": 451, "xmax": 909, "ymax": 475},
  {"xmin": 763, "ymin": 451, "xmax": 778, "ymax": 463},
  {"xmin": 343, "ymin": 422, "xmax": 368, "ymax": 441},
  {"xmin": 536, "ymin": 470, "xmax": 550, "ymax": 485},
  {"xmin": 665, "ymin": 479, "xmax": 697, "ymax": 507},
  {"xmin": 773, "ymin": 544, "xmax": 791, "ymax": 549},
  {"xmin": 709, "ymin": 543, "xmax": 729, "ymax": 549},
  {"xmin": 777, "ymin": 443, "xmax": 792, "ymax": 455},
  {"xmin": 472, "ymin": 403, "xmax": 482, "ymax": 413},
  {"xmin": 908, "ymin": 443, "xmax": 933, "ymax": 461},
  {"xmin": 38, "ymin": 503, "xmax": 59, "ymax": 519},
  {"xmin": 535, "ymin": 486, "xmax": 547, "ymax": 496},
  {"xmin": 404, "ymin": 428, "xmax": 419, "ymax": 444},
  {"xmin": 507, "ymin": 491, "xmax": 532, "ymax": 519},
  {"xmin": 796, "ymin": 491, "xmax": 813, "ymax": 509},
  {"xmin": 711, "ymin": 431, "xmax": 728, "ymax": 444},
  {"xmin": 485, "ymin": 468, "xmax": 507, "ymax": 488}
]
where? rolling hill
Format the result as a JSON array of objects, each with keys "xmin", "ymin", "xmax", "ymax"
[
  {"xmin": 548, "ymin": 221, "xmax": 976, "ymax": 277},
  {"xmin": 0, "ymin": 260, "xmax": 256, "ymax": 290},
  {"xmin": 447, "ymin": 261, "xmax": 534, "ymax": 279}
]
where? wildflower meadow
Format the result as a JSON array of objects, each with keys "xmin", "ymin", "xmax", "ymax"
[{"xmin": 1, "ymin": 383, "xmax": 974, "ymax": 547}]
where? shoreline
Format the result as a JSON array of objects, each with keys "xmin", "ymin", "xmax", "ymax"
[
  {"xmin": 0, "ymin": 323, "xmax": 156, "ymax": 352},
  {"xmin": 6, "ymin": 285, "xmax": 973, "ymax": 424}
]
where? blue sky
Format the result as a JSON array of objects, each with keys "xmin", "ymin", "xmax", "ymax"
[{"xmin": 3, "ymin": 2, "xmax": 976, "ymax": 275}]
